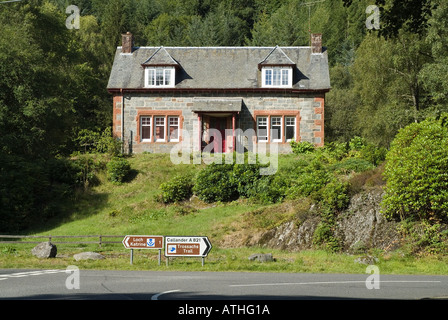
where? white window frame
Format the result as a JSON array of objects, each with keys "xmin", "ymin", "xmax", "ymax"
[
  {"xmin": 168, "ymin": 116, "xmax": 179, "ymax": 142},
  {"xmin": 154, "ymin": 116, "xmax": 166, "ymax": 142},
  {"xmin": 145, "ymin": 67, "xmax": 175, "ymax": 88},
  {"xmin": 141, "ymin": 116, "xmax": 152, "ymax": 142},
  {"xmin": 285, "ymin": 116, "xmax": 296, "ymax": 142},
  {"xmin": 257, "ymin": 116, "xmax": 268, "ymax": 143},
  {"xmin": 270, "ymin": 116, "xmax": 283, "ymax": 142},
  {"xmin": 262, "ymin": 67, "xmax": 292, "ymax": 88}
]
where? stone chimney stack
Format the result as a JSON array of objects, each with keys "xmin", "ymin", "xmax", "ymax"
[
  {"xmin": 311, "ymin": 33, "xmax": 322, "ymax": 54},
  {"xmin": 121, "ymin": 32, "xmax": 134, "ymax": 54}
]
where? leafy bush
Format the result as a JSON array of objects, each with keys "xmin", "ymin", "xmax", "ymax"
[
  {"xmin": 75, "ymin": 127, "xmax": 121, "ymax": 156},
  {"xmin": 313, "ymin": 221, "xmax": 341, "ymax": 252},
  {"xmin": 331, "ymin": 158, "xmax": 375, "ymax": 173},
  {"xmin": 317, "ymin": 180, "xmax": 350, "ymax": 212},
  {"xmin": 397, "ymin": 220, "xmax": 448, "ymax": 255},
  {"xmin": 322, "ymin": 142, "xmax": 349, "ymax": 161},
  {"xmin": 231, "ymin": 163, "xmax": 263, "ymax": 198},
  {"xmin": 247, "ymin": 174, "xmax": 287, "ymax": 204},
  {"xmin": 382, "ymin": 116, "xmax": 448, "ymax": 222},
  {"xmin": 193, "ymin": 161, "xmax": 278, "ymax": 203},
  {"xmin": 358, "ymin": 144, "xmax": 387, "ymax": 166},
  {"xmin": 71, "ymin": 154, "xmax": 103, "ymax": 188},
  {"xmin": 287, "ymin": 164, "xmax": 330, "ymax": 199},
  {"xmin": 290, "ymin": 140, "xmax": 315, "ymax": 154},
  {"xmin": 349, "ymin": 136, "xmax": 367, "ymax": 151},
  {"xmin": 193, "ymin": 163, "xmax": 237, "ymax": 203},
  {"xmin": 159, "ymin": 174, "xmax": 193, "ymax": 203},
  {"xmin": 106, "ymin": 157, "xmax": 131, "ymax": 184}
]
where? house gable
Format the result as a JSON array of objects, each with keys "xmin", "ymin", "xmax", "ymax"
[
  {"xmin": 141, "ymin": 46, "xmax": 179, "ymax": 67},
  {"xmin": 258, "ymin": 46, "xmax": 296, "ymax": 69}
]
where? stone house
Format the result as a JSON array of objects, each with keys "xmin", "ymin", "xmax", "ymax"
[{"xmin": 107, "ymin": 32, "xmax": 330, "ymax": 154}]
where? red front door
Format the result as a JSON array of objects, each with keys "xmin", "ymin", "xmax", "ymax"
[{"xmin": 210, "ymin": 117, "xmax": 227, "ymax": 153}]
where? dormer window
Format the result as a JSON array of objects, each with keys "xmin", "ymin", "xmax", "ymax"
[
  {"xmin": 142, "ymin": 47, "xmax": 178, "ymax": 88},
  {"xmin": 145, "ymin": 67, "xmax": 175, "ymax": 88},
  {"xmin": 262, "ymin": 67, "xmax": 292, "ymax": 88},
  {"xmin": 259, "ymin": 46, "xmax": 295, "ymax": 89}
]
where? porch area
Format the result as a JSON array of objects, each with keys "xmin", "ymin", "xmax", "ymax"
[{"xmin": 192, "ymin": 98, "xmax": 242, "ymax": 153}]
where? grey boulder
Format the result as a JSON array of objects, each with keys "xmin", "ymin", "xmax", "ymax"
[
  {"xmin": 73, "ymin": 252, "xmax": 105, "ymax": 261},
  {"xmin": 31, "ymin": 242, "xmax": 57, "ymax": 258},
  {"xmin": 248, "ymin": 253, "xmax": 275, "ymax": 262}
]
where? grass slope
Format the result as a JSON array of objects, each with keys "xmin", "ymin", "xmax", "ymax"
[{"xmin": 1, "ymin": 153, "xmax": 448, "ymax": 274}]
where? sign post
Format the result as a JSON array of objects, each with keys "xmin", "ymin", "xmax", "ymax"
[
  {"xmin": 122, "ymin": 235, "xmax": 164, "ymax": 265},
  {"xmin": 165, "ymin": 236, "xmax": 212, "ymax": 266}
]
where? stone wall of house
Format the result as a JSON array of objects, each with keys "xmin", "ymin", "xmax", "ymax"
[{"xmin": 112, "ymin": 91, "xmax": 325, "ymax": 154}]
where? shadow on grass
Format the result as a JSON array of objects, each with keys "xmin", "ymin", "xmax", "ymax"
[
  {"xmin": 26, "ymin": 169, "xmax": 141, "ymax": 235},
  {"xmin": 25, "ymin": 190, "xmax": 110, "ymax": 235},
  {"xmin": 123, "ymin": 169, "xmax": 139, "ymax": 183}
]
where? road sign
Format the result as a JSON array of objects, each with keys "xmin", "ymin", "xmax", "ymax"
[
  {"xmin": 122, "ymin": 235, "xmax": 164, "ymax": 250},
  {"xmin": 165, "ymin": 236, "xmax": 212, "ymax": 257}
]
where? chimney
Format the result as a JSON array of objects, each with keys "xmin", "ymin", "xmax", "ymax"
[
  {"xmin": 121, "ymin": 32, "xmax": 134, "ymax": 54},
  {"xmin": 311, "ymin": 33, "xmax": 322, "ymax": 54}
]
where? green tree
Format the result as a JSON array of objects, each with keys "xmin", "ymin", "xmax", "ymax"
[
  {"xmin": 0, "ymin": 0, "xmax": 117, "ymax": 231},
  {"xmin": 325, "ymin": 64, "xmax": 359, "ymax": 142},
  {"xmin": 0, "ymin": 1, "xmax": 79, "ymax": 231},
  {"xmin": 248, "ymin": 0, "xmax": 309, "ymax": 46},
  {"xmin": 186, "ymin": 4, "xmax": 249, "ymax": 46},
  {"xmin": 0, "ymin": 0, "xmax": 74, "ymax": 158},
  {"xmin": 351, "ymin": 32, "xmax": 431, "ymax": 146},
  {"xmin": 145, "ymin": 13, "xmax": 192, "ymax": 46},
  {"xmin": 343, "ymin": 0, "xmax": 435, "ymax": 38},
  {"xmin": 382, "ymin": 115, "xmax": 448, "ymax": 222},
  {"xmin": 419, "ymin": 0, "xmax": 448, "ymax": 113}
]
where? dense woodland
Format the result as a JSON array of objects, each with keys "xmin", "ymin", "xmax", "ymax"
[{"xmin": 1, "ymin": 0, "xmax": 447, "ymax": 232}]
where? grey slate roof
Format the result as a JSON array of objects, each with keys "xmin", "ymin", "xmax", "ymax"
[
  {"xmin": 258, "ymin": 46, "xmax": 296, "ymax": 68},
  {"xmin": 142, "ymin": 47, "xmax": 179, "ymax": 66},
  {"xmin": 107, "ymin": 46, "xmax": 330, "ymax": 91}
]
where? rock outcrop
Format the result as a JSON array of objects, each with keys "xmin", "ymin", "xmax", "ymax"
[{"xmin": 252, "ymin": 187, "xmax": 400, "ymax": 253}]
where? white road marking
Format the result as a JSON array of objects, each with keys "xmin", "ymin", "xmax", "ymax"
[
  {"xmin": 0, "ymin": 269, "xmax": 66, "ymax": 279},
  {"xmin": 230, "ymin": 280, "xmax": 442, "ymax": 287},
  {"xmin": 151, "ymin": 289, "xmax": 181, "ymax": 300}
]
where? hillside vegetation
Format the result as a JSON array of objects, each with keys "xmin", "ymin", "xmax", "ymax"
[
  {"xmin": 24, "ymin": 137, "xmax": 381, "ymax": 239},
  {"xmin": 1, "ymin": 0, "xmax": 448, "ymax": 273},
  {"xmin": 2, "ymin": 0, "xmax": 448, "ymax": 233},
  {"xmin": 22, "ymin": 128, "xmax": 447, "ymax": 254},
  {"xmin": 2, "ymin": 136, "xmax": 448, "ymax": 274}
]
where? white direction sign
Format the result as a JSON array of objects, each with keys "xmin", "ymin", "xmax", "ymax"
[{"xmin": 165, "ymin": 236, "xmax": 212, "ymax": 257}]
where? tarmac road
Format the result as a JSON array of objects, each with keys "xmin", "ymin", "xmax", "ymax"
[{"xmin": 0, "ymin": 269, "xmax": 447, "ymax": 301}]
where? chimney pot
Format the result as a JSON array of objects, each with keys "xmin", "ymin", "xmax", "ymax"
[
  {"xmin": 311, "ymin": 33, "xmax": 322, "ymax": 54},
  {"xmin": 122, "ymin": 32, "xmax": 134, "ymax": 54}
]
